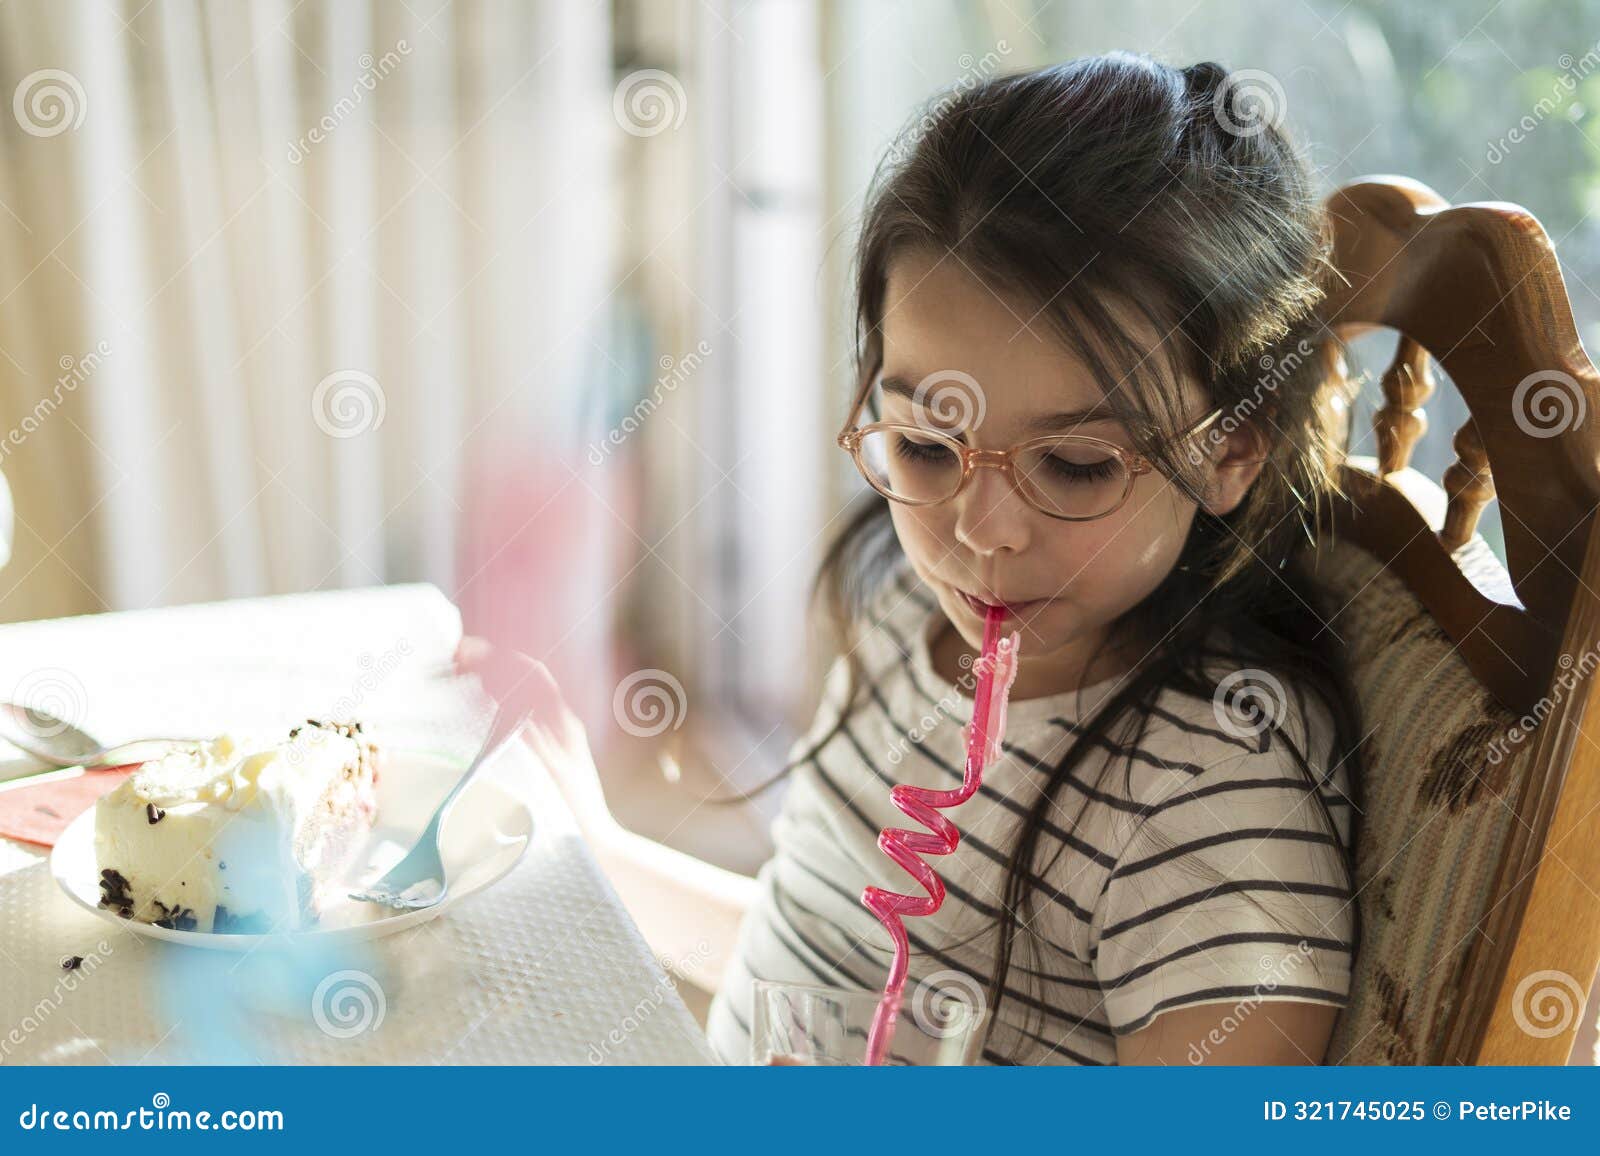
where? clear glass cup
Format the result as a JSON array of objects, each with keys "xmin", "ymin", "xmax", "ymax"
[{"xmin": 749, "ymin": 979, "xmax": 989, "ymax": 1066}]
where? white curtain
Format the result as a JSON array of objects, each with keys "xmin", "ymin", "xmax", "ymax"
[
  {"xmin": 0, "ymin": 0, "xmax": 613, "ymax": 603},
  {"xmin": 0, "ymin": 0, "xmax": 625, "ymax": 722}
]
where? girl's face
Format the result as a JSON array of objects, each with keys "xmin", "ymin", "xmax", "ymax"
[{"xmin": 875, "ymin": 248, "xmax": 1244, "ymax": 699}]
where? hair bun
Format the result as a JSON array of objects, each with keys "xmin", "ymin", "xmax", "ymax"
[
  {"xmin": 1183, "ymin": 61, "xmax": 1288, "ymax": 144},
  {"xmin": 1181, "ymin": 61, "xmax": 1231, "ymax": 99}
]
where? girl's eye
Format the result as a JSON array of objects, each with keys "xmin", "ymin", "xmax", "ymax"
[
  {"xmin": 1042, "ymin": 454, "xmax": 1120, "ymax": 483},
  {"xmin": 891, "ymin": 433, "xmax": 958, "ymax": 465}
]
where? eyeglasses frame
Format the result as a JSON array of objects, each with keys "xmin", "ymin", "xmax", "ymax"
[{"xmin": 835, "ymin": 375, "xmax": 1227, "ymax": 522}]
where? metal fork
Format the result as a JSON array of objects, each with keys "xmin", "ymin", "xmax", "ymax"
[{"xmin": 349, "ymin": 695, "xmax": 530, "ymax": 911}]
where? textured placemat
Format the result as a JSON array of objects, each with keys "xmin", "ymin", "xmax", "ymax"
[{"xmin": 0, "ymin": 584, "xmax": 717, "ymax": 1065}]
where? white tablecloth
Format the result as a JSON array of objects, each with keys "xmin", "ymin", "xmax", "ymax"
[{"xmin": 0, "ymin": 584, "xmax": 717, "ymax": 1065}]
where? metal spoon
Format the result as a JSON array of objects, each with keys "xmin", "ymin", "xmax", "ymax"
[
  {"xmin": 348, "ymin": 694, "xmax": 529, "ymax": 910},
  {"xmin": 0, "ymin": 702, "xmax": 198, "ymax": 769}
]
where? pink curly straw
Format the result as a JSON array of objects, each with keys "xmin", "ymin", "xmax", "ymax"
[{"xmin": 860, "ymin": 601, "xmax": 1021, "ymax": 1065}]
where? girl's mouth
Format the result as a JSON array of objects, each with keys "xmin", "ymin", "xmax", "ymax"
[{"xmin": 956, "ymin": 587, "xmax": 1049, "ymax": 619}]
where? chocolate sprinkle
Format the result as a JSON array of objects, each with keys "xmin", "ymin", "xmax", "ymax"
[
  {"xmin": 145, "ymin": 802, "xmax": 165, "ymax": 825},
  {"xmin": 60, "ymin": 955, "xmax": 83, "ymax": 971},
  {"xmin": 151, "ymin": 898, "xmax": 197, "ymax": 931},
  {"xmin": 97, "ymin": 868, "xmax": 133, "ymax": 917},
  {"xmin": 293, "ymin": 718, "xmax": 364, "ymax": 742}
]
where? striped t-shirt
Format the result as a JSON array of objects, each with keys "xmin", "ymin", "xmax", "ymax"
[{"xmin": 706, "ymin": 560, "xmax": 1356, "ymax": 1065}]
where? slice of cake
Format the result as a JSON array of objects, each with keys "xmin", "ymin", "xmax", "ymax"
[{"xmin": 94, "ymin": 719, "xmax": 379, "ymax": 933}]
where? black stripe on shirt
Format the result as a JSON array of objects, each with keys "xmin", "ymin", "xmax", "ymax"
[
  {"xmin": 1144, "ymin": 699, "xmax": 1263, "ymax": 755},
  {"xmin": 1095, "ymin": 929, "xmax": 1354, "ymax": 992},
  {"xmin": 1147, "ymin": 775, "xmax": 1353, "ymax": 815},
  {"xmin": 1095, "ymin": 878, "xmax": 1352, "ymax": 943},
  {"xmin": 1109, "ymin": 826, "xmax": 1343, "ymax": 882}
]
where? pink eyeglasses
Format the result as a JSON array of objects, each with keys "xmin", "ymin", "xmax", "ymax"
[{"xmin": 837, "ymin": 373, "xmax": 1225, "ymax": 521}]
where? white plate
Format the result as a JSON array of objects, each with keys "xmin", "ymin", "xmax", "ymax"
[{"xmin": 50, "ymin": 749, "xmax": 533, "ymax": 951}]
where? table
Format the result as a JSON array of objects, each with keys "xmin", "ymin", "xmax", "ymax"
[{"xmin": 0, "ymin": 584, "xmax": 718, "ymax": 1065}]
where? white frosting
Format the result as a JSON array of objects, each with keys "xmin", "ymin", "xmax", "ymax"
[{"xmin": 94, "ymin": 725, "xmax": 378, "ymax": 932}]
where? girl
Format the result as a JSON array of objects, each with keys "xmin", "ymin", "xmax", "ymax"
[{"xmin": 468, "ymin": 51, "xmax": 1362, "ymax": 1066}]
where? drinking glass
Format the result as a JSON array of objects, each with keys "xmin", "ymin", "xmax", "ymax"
[{"xmin": 749, "ymin": 979, "xmax": 989, "ymax": 1066}]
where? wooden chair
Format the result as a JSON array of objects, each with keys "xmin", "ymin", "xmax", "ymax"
[{"xmin": 1300, "ymin": 175, "xmax": 1600, "ymax": 1064}]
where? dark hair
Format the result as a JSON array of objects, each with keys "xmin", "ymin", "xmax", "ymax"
[{"xmin": 735, "ymin": 52, "xmax": 1365, "ymax": 1059}]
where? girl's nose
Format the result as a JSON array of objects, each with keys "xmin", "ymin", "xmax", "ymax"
[{"xmin": 952, "ymin": 464, "xmax": 1032, "ymax": 557}]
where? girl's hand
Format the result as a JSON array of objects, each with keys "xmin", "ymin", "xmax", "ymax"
[{"xmin": 452, "ymin": 636, "xmax": 616, "ymax": 837}]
